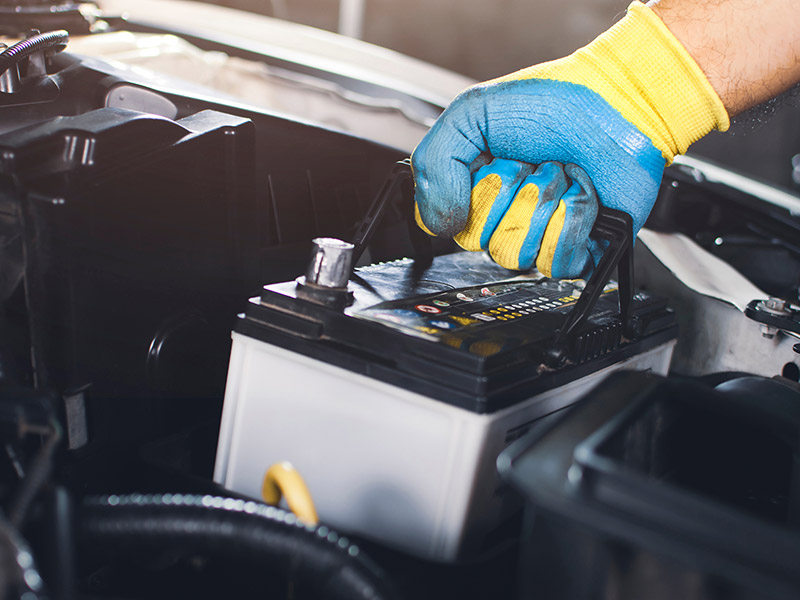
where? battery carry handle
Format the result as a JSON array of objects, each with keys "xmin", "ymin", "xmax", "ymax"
[
  {"xmin": 354, "ymin": 163, "xmax": 636, "ymax": 366},
  {"xmin": 545, "ymin": 207, "xmax": 635, "ymax": 367},
  {"xmin": 351, "ymin": 159, "xmax": 433, "ymax": 267}
]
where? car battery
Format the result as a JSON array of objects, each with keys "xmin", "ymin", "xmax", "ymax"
[{"xmin": 214, "ymin": 236, "xmax": 678, "ymax": 560}]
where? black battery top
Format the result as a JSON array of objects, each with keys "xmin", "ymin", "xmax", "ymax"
[
  {"xmin": 352, "ymin": 258, "xmax": 604, "ymax": 346},
  {"xmin": 238, "ymin": 251, "xmax": 677, "ymax": 414}
]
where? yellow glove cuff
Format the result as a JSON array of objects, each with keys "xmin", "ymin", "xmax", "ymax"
[{"xmin": 500, "ymin": 1, "xmax": 729, "ymax": 162}]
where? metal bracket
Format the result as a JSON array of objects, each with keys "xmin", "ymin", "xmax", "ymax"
[{"xmin": 745, "ymin": 298, "xmax": 800, "ymax": 339}]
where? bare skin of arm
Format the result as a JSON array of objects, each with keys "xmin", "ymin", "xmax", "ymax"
[{"xmin": 647, "ymin": 0, "xmax": 800, "ymax": 117}]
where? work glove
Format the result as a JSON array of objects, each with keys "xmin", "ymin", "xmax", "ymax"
[{"xmin": 412, "ymin": 1, "xmax": 729, "ymax": 278}]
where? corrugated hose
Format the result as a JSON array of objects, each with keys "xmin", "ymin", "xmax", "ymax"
[{"xmin": 78, "ymin": 493, "xmax": 402, "ymax": 600}]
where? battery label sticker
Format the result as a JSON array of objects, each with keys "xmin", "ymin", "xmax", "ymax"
[
  {"xmin": 429, "ymin": 319, "xmax": 457, "ymax": 330},
  {"xmin": 416, "ymin": 305, "xmax": 441, "ymax": 314},
  {"xmin": 450, "ymin": 316, "xmax": 479, "ymax": 326},
  {"xmin": 353, "ymin": 279, "xmax": 619, "ymax": 352},
  {"xmin": 472, "ymin": 313, "xmax": 496, "ymax": 322}
]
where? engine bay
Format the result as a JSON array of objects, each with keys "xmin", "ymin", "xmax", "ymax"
[{"xmin": 1, "ymin": 5, "xmax": 799, "ymax": 599}]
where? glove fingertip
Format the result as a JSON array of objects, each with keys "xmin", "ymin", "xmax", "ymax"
[
  {"xmin": 489, "ymin": 250, "xmax": 523, "ymax": 272},
  {"xmin": 540, "ymin": 247, "xmax": 593, "ymax": 279},
  {"xmin": 454, "ymin": 229, "xmax": 484, "ymax": 252},
  {"xmin": 536, "ymin": 258, "xmax": 554, "ymax": 279}
]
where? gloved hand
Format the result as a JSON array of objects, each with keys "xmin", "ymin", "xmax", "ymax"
[{"xmin": 412, "ymin": 1, "xmax": 729, "ymax": 278}]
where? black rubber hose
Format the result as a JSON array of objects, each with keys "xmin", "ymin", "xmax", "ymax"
[
  {"xmin": 78, "ymin": 494, "xmax": 403, "ymax": 600},
  {"xmin": 0, "ymin": 29, "xmax": 68, "ymax": 75}
]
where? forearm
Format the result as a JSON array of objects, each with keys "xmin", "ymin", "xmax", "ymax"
[{"xmin": 648, "ymin": 0, "xmax": 800, "ymax": 116}]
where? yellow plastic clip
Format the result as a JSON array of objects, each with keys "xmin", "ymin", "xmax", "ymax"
[{"xmin": 261, "ymin": 462, "xmax": 319, "ymax": 526}]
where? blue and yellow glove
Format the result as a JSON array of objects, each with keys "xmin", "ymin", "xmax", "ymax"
[{"xmin": 412, "ymin": 1, "xmax": 729, "ymax": 278}]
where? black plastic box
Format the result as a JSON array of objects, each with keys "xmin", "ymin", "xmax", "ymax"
[{"xmin": 499, "ymin": 371, "xmax": 800, "ymax": 600}]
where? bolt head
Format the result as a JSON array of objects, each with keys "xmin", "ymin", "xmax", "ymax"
[{"xmin": 765, "ymin": 297, "xmax": 786, "ymax": 311}]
